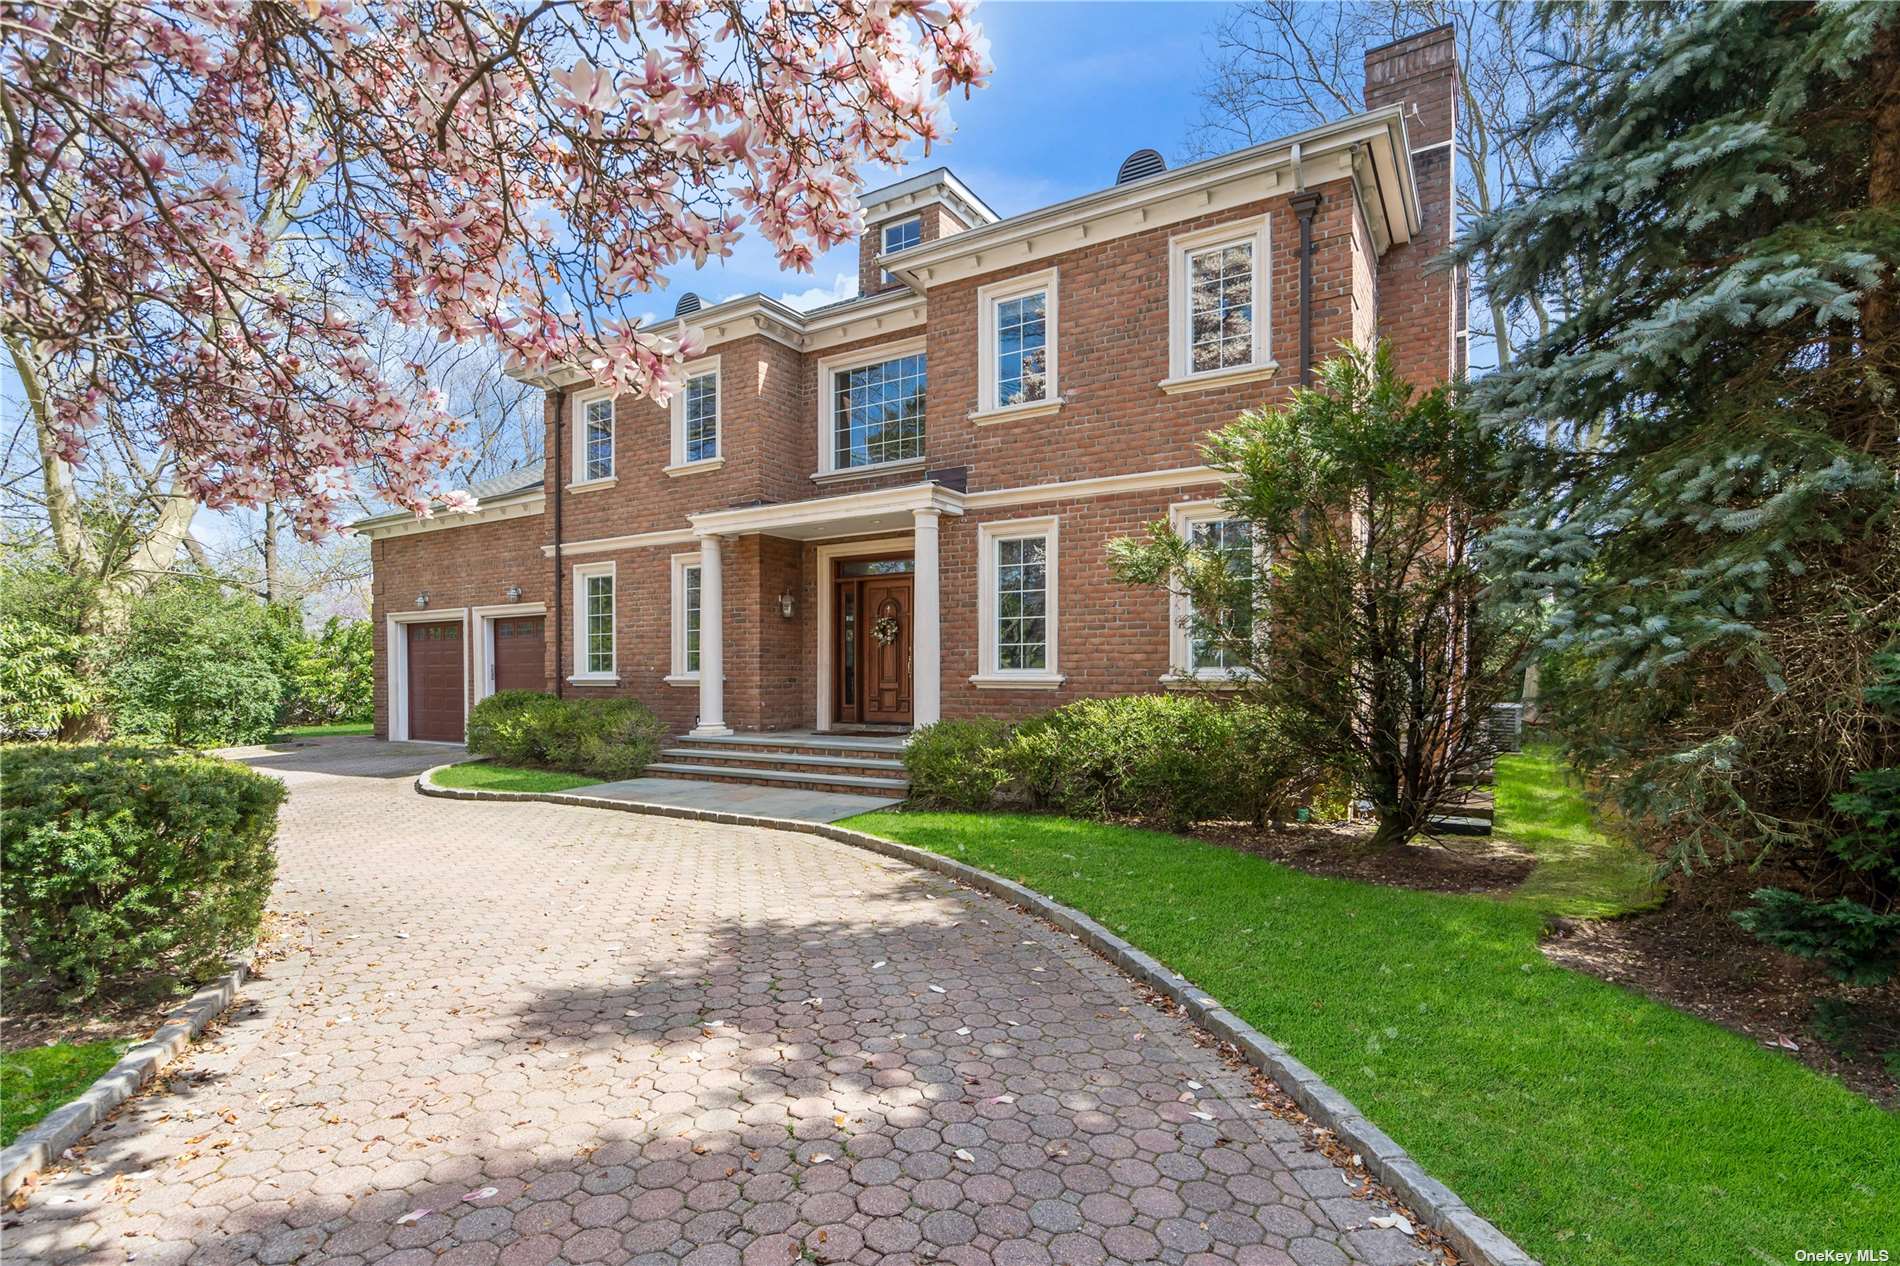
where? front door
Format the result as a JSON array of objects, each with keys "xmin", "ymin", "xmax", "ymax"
[{"xmin": 833, "ymin": 556, "xmax": 914, "ymax": 727}]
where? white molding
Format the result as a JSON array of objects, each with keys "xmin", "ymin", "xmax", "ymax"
[
  {"xmin": 573, "ymin": 390, "xmax": 616, "ymax": 485},
  {"xmin": 542, "ymin": 527, "xmax": 697, "ymax": 558},
  {"xmin": 353, "ymin": 492, "xmax": 542, "ymax": 541},
  {"xmin": 970, "ymin": 398, "xmax": 1065, "ymax": 427},
  {"xmin": 815, "ymin": 334, "xmax": 930, "ymax": 478},
  {"xmin": 1157, "ymin": 363, "xmax": 1280, "ymax": 395},
  {"xmin": 810, "ymin": 457, "xmax": 926, "ymax": 485},
  {"xmin": 862, "ymin": 169, "xmax": 1000, "ymax": 225},
  {"xmin": 1167, "ymin": 214, "xmax": 1272, "ymax": 385},
  {"xmin": 815, "ymin": 534, "xmax": 916, "ymax": 733},
  {"xmin": 669, "ymin": 550, "xmax": 703, "ymax": 681},
  {"xmin": 664, "ymin": 457, "xmax": 725, "ymax": 477},
  {"xmin": 961, "ymin": 465, "xmax": 1223, "ymax": 511},
  {"xmin": 385, "ymin": 608, "xmax": 470, "ymax": 743},
  {"xmin": 692, "ymin": 479, "xmax": 963, "ymax": 537},
  {"xmin": 669, "ymin": 355, "xmax": 721, "ymax": 468},
  {"xmin": 976, "ymin": 266, "xmax": 1060, "ymax": 417},
  {"xmin": 565, "ymin": 476, "xmax": 618, "ymax": 494},
  {"xmin": 974, "ymin": 515, "xmax": 1061, "ymax": 686},
  {"xmin": 470, "ymin": 602, "xmax": 547, "ymax": 703},
  {"xmin": 571, "ymin": 560, "xmax": 617, "ymax": 679}
]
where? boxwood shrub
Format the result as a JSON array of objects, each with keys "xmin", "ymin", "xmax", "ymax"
[
  {"xmin": 904, "ymin": 718, "xmax": 1015, "ymax": 809},
  {"xmin": 465, "ymin": 691, "xmax": 665, "ymax": 781},
  {"xmin": 2, "ymin": 744, "xmax": 285, "ymax": 999}
]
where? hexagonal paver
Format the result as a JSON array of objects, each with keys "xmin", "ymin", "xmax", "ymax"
[{"xmin": 6, "ymin": 740, "xmax": 1414, "ymax": 1265}]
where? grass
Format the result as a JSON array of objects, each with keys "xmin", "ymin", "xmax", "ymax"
[
  {"xmin": 842, "ymin": 808, "xmax": 1898, "ymax": 1264},
  {"xmin": 1, "ymin": 1041, "xmax": 129, "ymax": 1146},
  {"xmin": 1493, "ymin": 744, "xmax": 1662, "ymax": 918},
  {"xmin": 428, "ymin": 760, "xmax": 598, "ymax": 793},
  {"xmin": 271, "ymin": 720, "xmax": 373, "ymax": 739}
]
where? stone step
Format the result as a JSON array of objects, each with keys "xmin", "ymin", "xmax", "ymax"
[
  {"xmin": 659, "ymin": 747, "xmax": 906, "ymax": 777},
  {"xmin": 1427, "ymin": 814, "xmax": 1493, "ymax": 837},
  {"xmin": 644, "ymin": 761, "xmax": 909, "ymax": 796},
  {"xmin": 670, "ymin": 732, "xmax": 907, "ymax": 758}
]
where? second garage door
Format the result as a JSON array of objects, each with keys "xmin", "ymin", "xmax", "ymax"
[
  {"xmin": 406, "ymin": 620, "xmax": 465, "ymax": 742},
  {"xmin": 492, "ymin": 616, "xmax": 546, "ymax": 693}
]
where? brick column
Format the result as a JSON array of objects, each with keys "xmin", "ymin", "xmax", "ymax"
[
  {"xmin": 912, "ymin": 508, "xmax": 942, "ymax": 727},
  {"xmin": 691, "ymin": 533, "xmax": 732, "ymax": 736}
]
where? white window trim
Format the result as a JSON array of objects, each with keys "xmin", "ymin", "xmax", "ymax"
[
  {"xmin": 880, "ymin": 216, "xmax": 922, "ymax": 282},
  {"xmin": 667, "ymin": 551, "xmax": 703, "ymax": 685},
  {"xmin": 1163, "ymin": 500, "xmax": 1266, "ymax": 685},
  {"xmin": 972, "ymin": 515, "xmax": 1064, "ymax": 689},
  {"xmin": 1161, "ymin": 215, "xmax": 1275, "ymax": 392},
  {"xmin": 667, "ymin": 355, "xmax": 722, "ymax": 473},
  {"xmin": 572, "ymin": 390, "xmax": 616, "ymax": 486},
  {"xmin": 972, "ymin": 267, "xmax": 1063, "ymax": 424},
  {"xmin": 814, "ymin": 335, "xmax": 929, "ymax": 478},
  {"xmin": 570, "ymin": 560, "xmax": 618, "ymax": 683}
]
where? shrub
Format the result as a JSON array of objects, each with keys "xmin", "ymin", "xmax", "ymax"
[
  {"xmin": 109, "ymin": 584, "xmax": 285, "ymax": 747},
  {"xmin": 0, "ymin": 616, "xmax": 99, "ymax": 740},
  {"xmin": 1, "ymin": 744, "xmax": 284, "ymax": 999},
  {"xmin": 283, "ymin": 618, "xmax": 374, "ymax": 724},
  {"xmin": 465, "ymin": 692, "xmax": 664, "ymax": 781},
  {"xmin": 904, "ymin": 718, "xmax": 1014, "ymax": 809}
]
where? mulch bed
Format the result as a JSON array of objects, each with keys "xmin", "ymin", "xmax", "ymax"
[{"xmin": 1191, "ymin": 819, "xmax": 1537, "ymax": 896}]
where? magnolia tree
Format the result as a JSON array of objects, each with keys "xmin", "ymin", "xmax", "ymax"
[{"xmin": 2, "ymin": 0, "xmax": 990, "ymax": 601}]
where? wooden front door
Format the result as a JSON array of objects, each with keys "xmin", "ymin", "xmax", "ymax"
[
  {"xmin": 833, "ymin": 557, "xmax": 914, "ymax": 727},
  {"xmin": 491, "ymin": 616, "xmax": 545, "ymax": 694},
  {"xmin": 406, "ymin": 620, "xmax": 464, "ymax": 742}
]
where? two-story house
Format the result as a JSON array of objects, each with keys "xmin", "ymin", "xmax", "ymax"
[{"xmin": 356, "ymin": 27, "xmax": 1465, "ymax": 791}]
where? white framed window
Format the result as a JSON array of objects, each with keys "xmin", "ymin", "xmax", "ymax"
[
  {"xmin": 571, "ymin": 561, "xmax": 617, "ymax": 681},
  {"xmin": 880, "ymin": 216, "xmax": 922, "ymax": 282},
  {"xmin": 573, "ymin": 391, "xmax": 616, "ymax": 485},
  {"xmin": 668, "ymin": 356, "xmax": 721, "ymax": 473},
  {"xmin": 972, "ymin": 516, "xmax": 1063, "ymax": 689},
  {"xmin": 974, "ymin": 268, "xmax": 1061, "ymax": 422},
  {"xmin": 814, "ymin": 336, "xmax": 928, "ymax": 477},
  {"xmin": 668, "ymin": 552, "xmax": 703, "ymax": 683},
  {"xmin": 1164, "ymin": 216, "xmax": 1273, "ymax": 391},
  {"xmin": 1166, "ymin": 501, "xmax": 1265, "ymax": 682}
]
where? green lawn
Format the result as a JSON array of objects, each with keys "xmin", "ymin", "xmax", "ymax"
[
  {"xmin": 1, "ymin": 1041, "xmax": 128, "ymax": 1146},
  {"xmin": 842, "ymin": 809, "xmax": 1897, "ymax": 1264},
  {"xmin": 1493, "ymin": 745, "xmax": 1662, "ymax": 918},
  {"xmin": 272, "ymin": 720, "xmax": 374, "ymax": 739},
  {"xmin": 429, "ymin": 761, "xmax": 599, "ymax": 793}
]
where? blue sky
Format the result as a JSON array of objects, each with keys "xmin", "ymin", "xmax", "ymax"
[{"xmin": 661, "ymin": 1, "xmax": 1225, "ymax": 314}]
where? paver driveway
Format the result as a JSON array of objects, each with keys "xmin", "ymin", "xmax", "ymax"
[{"xmin": 8, "ymin": 740, "xmax": 1426, "ymax": 1266}]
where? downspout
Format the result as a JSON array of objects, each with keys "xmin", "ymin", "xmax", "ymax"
[
  {"xmin": 1289, "ymin": 189, "xmax": 1323, "ymax": 387},
  {"xmin": 550, "ymin": 385, "xmax": 568, "ymax": 699}
]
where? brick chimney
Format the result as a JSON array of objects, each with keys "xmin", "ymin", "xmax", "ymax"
[{"xmin": 1364, "ymin": 25, "xmax": 1465, "ymax": 382}]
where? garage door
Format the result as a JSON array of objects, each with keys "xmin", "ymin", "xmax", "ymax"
[
  {"xmin": 492, "ymin": 616, "xmax": 546, "ymax": 694},
  {"xmin": 406, "ymin": 621, "xmax": 465, "ymax": 742}
]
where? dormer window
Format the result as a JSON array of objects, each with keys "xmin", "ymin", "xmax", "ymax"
[{"xmin": 880, "ymin": 216, "xmax": 922, "ymax": 283}]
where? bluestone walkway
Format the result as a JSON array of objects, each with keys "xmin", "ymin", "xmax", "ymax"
[{"xmin": 6, "ymin": 740, "xmax": 1420, "ymax": 1266}]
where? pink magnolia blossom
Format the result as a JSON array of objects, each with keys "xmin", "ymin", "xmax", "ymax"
[{"xmin": 2, "ymin": 0, "xmax": 990, "ymax": 532}]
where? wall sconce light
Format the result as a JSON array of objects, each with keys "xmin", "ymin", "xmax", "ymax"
[
  {"xmin": 414, "ymin": 592, "xmax": 430, "ymax": 609},
  {"xmin": 505, "ymin": 585, "xmax": 523, "ymax": 603},
  {"xmin": 779, "ymin": 592, "xmax": 795, "ymax": 619}
]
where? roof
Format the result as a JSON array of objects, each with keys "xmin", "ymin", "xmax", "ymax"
[
  {"xmin": 349, "ymin": 459, "xmax": 545, "ymax": 537},
  {"xmin": 859, "ymin": 167, "xmax": 1000, "ymax": 227}
]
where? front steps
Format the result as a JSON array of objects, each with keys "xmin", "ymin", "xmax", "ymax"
[{"xmin": 648, "ymin": 731, "xmax": 909, "ymax": 798}]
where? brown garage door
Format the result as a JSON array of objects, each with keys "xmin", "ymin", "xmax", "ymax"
[
  {"xmin": 492, "ymin": 616, "xmax": 546, "ymax": 694},
  {"xmin": 406, "ymin": 621, "xmax": 465, "ymax": 742}
]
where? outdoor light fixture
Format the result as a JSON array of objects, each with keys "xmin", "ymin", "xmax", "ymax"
[
  {"xmin": 414, "ymin": 592, "xmax": 430, "ymax": 609},
  {"xmin": 505, "ymin": 585, "xmax": 523, "ymax": 603},
  {"xmin": 779, "ymin": 592, "xmax": 795, "ymax": 619}
]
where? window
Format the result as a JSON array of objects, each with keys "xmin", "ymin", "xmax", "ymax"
[
  {"xmin": 975, "ymin": 268, "xmax": 1060, "ymax": 420},
  {"xmin": 817, "ymin": 338, "xmax": 928, "ymax": 475},
  {"xmin": 1165, "ymin": 217, "xmax": 1272, "ymax": 390},
  {"xmin": 1168, "ymin": 502, "xmax": 1262, "ymax": 681},
  {"xmin": 575, "ymin": 393, "xmax": 615, "ymax": 483},
  {"xmin": 668, "ymin": 356, "xmax": 721, "ymax": 472},
  {"xmin": 573, "ymin": 562, "xmax": 616, "ymax": 680},
  {"xmin": 669, "ymin": 553, "xmax": 702, "ymax": 681},
  {"xmin": 880, "ymin": 216, "xmax": 921, "ymax": 282},
  {"xmin": 973, "ymin": 517, "xmax": 1063, "ymax": 688}
]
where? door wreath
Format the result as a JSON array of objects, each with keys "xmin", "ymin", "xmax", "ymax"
[{"xmin": 871, "ymin": 614, "xmax": 902, "ymax": 646}]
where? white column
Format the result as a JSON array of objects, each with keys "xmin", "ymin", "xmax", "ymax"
[
  {"xmin": 691, "ymin": 533, "xmax": 732, "ymax": 736},
  {"xmin": 912, "ymin": 508, "xmax": 942, "ymax": 727}
]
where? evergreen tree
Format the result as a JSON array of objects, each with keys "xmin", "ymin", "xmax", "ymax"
[{"xmin": 1463, "ymin": 1, "xmax": 1900, "ymax": 907}]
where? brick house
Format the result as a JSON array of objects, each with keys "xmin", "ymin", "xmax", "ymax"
[{"xmin": 357, "ymin": 28, "xmax": 1465, "ymax": 775}]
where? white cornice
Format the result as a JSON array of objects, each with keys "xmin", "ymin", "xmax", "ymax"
[{"xmin": 352, "ymin": 491, "xmax": 544, "ymax": 541}]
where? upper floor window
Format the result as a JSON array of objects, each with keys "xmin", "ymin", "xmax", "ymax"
[
  {"xmin": 817, "ymin": 338, "xmax": 927, "ymax": 476},
  {"xmin": 1165, "ymin": 216, "xmax": 1272, "ymax": 390},
  {"xmin": 880, "ymin": 216, "xmax": 921, "ymax": 282},
  {"xmin": 575, "ymin": 393, "xmax": 615, "ymax": 484},
  {"xmin": 1168, "ymin": 501, "xmax": 1262, "ymax": 680},
  {"xmin": 975, "ymin": 268, "xmax": 1060, "ymax": 420},
  {"xmin": 668, "ymin": 356, "xmax": 721, "ymax": 473}
]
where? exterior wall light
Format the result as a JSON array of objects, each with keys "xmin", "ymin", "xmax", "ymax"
[
  {"xmin": 779, "ymin": 592, "xmax": 795, "ymax": 619},
  {"xmin": 414, "ymin": 593, "xmax": 430, "ymax": 609},
  {"xmin": 505, "ymin": 585, "xmax": 523, "ymax": 603}
]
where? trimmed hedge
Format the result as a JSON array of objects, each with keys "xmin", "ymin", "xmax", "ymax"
[
  {"xmin": 905, "ymin": 695, "xmax": 1314, "ymax": 830},
  {"xmin": 1, "ymin": 745, "xmax": 284, "ymax": 999},
  {"xmin": 465, "ymin": 691, "xmax": 665, "ymax": 781}
]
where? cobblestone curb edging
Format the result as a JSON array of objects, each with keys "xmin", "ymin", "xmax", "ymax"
[
  {"xmin": 418, "ymin": 764, "xmax": 1541, "ymax": 1266},
  {"xmin": 0, "ymin": 955, "xmax": 254, "ymax": 1200}
]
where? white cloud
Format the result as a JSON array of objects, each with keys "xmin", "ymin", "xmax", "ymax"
[{"xmin": 777, "ymin": 272, "xmax": 859, "ymax": 312}]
